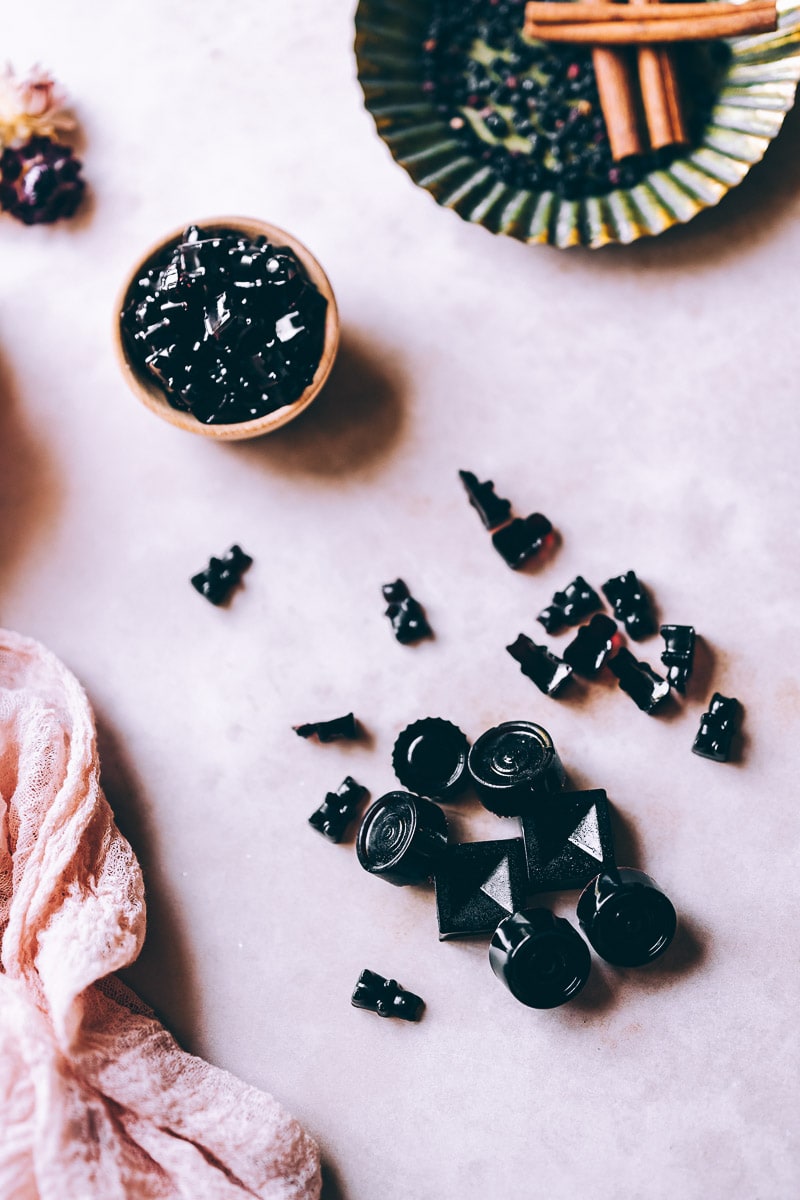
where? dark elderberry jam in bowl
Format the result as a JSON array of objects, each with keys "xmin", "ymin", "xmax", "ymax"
[
  {"xmin": 355, "ymin": 0, "xmax": 800, "ymax": 248},
  {"xmin": 114, "ymin": 217, "xmax": 339, "ymax": 440}
]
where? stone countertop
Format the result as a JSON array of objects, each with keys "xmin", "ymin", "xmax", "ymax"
[{"xmin": 1, "ymin": 3, "xmax": 799, "ymax": 1197}]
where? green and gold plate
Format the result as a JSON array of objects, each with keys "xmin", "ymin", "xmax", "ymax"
[{"xmin": 355, "ymin": 0, "xmax": 800, "ymax": 247}]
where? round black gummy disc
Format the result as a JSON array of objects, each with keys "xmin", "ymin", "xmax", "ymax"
[
  {"xmin": 467, "ymin": 720, "xmax": 565, "ymax": 817},
  {"xmin": 356, "ymin": 791, "xmax": 448, "ymax": 886},
  {"xmin": 577, "ymin": 870, "xmax": 677, "ymax": 967},
  {"xmin": 490, "ymin": 909, "xmax": 591, "ymax": 1010},
  {"xmin": 391, "ymin": 718, "xmax": 469, "ymax": 800},
  {"xmin": 359, "ymin": 793, "xmax": 418, "ymax": 871}
]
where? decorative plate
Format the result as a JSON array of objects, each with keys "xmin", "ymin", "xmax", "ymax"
[{"xmin": 355, "ymin": 0, "xmax": 800, "ymax": 247}]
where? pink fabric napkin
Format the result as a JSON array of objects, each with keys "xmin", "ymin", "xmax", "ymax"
[{"xmin": 0, "ymin": 628, "xmax": 322, "ymax": 1199}]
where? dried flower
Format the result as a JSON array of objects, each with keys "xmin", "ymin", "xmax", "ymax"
[{"xmin": 0, "ymin": 64, "xmax": 76, "ymax": 150}]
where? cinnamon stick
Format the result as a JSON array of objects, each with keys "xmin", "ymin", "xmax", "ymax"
[
  {"xmin": 634, "ymin": 0, "xmax": 688, "ymax": 150},
  {"xmin": 524, "ymin": 9, "xmax": 778, "ymax": 42},
  {"xmin": 525, "ymin": 1, "xmax": 774, "ymax": 24},
  {"xmin": 592, "ymin": 47, "xmax": 643, "ymax": 160},
  {"xmin": 661, "ymin": 48, "xmax": 688, "ymax": 140},
  {"xmin": 637, "ymin": 44, "xmax": 687, "ymax": 147}
]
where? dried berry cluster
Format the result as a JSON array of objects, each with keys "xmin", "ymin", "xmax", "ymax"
[
  {"xmin": 0, "ymin": 66, "xmax": 84, "ymax": 225},
  {"xmin": 421, "ymin": 0, "xmax": 728, "ymax": 200}
]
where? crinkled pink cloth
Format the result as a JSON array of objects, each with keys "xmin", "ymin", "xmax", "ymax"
[{"xmin": 0, "ymin": 629, "xmax": 321, "ymax": 1200}]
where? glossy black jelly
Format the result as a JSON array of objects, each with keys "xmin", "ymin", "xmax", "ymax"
[
  {"xmin": 538, "ymin": 575, "xmax": 601, "ymax": 634},
  {"xmin": 382, "ymin": 579, "xmax": 432, "ymax": 644},
  {"xmin": 602, "ymin": 571, "xmax": 655, "ymax": 640},
  {"xmin": 293, "ymin": 713, "xmax": 360, "ymax": 742},
  {"xmin": 434, "ymin": 838, "xmax": 527, "ymax": 939},
  {"xmin": 563, "ymin": 614, "xmax": 618, "ymax": 677},
  {"xmin": 489, "ymin": 909, "xmax": 592, "ymax": 1009},
  {"xmin": 660, "ymin": 624, "xmax": 696, "ymax": 693},
  {"xmin": 609, "ymin": 647, "xmax": 670, "ymax": 713},
  {"xmin": 458, "ymin": 469, "xmax": 512, "ymax": 530},
  {"xmin": 692, "ymin": 692, "xmax": 739, "ymax": 762},
  {"xmin": 191, "ymin": 544, "xmax": 252, "ymax": 605},
  {"xmin": 521, "ymin": 788, "xmax": 615, "ymax": 894},
  {"xmin": 351, "ymin": 969, "xmax": 424, "ymax": 1021},
  {"xmin": 308, "ymin": 776, "xmax": 367, "ymax": 843},
  {"xmin": 121, "ymin": 225, "xmax": 327, "ymax": 425},
  {"xmin": 392, "ymin": 718, "xmax": 469, "ymax": 800},
  {"xmin": 356, "ymin": 791, "xmax": 448, "ymax": 886},
  {"xmin": 492, "ymin": 513, "xmax": 553, "ymax": 569},
  {"xmin": 467, "ymin": 720, "xmax": 565, "ymax": 816},
  {"xmin": 577, "ymin": 868, "xmax": 677, "ymax": 967},
  {"xmin": 506, "ymin": 634, "xmax": 573, "ymax": 696}
]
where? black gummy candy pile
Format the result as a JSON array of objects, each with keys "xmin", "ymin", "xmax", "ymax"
[{"xmin": 121, "ymin": 225, "xmax": 327, "ymax": 426}]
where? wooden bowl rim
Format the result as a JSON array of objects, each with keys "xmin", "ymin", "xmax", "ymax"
[{"xmin": 112, "ymin": 216, "xmax": 340, "ymax": 440}]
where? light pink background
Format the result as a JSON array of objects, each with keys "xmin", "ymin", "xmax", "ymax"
[{"xmin": 2, "ymin": 3, "xmax": 799, "ymax": 1197}]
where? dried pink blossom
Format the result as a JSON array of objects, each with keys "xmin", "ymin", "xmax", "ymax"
[{"xmin": 0, "ymin": 63, "xmax": 76, "ymax": 149}]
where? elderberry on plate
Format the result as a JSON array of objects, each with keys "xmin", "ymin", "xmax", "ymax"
[
  {"xmin": 421, "ymin": 0, "xmax": 729, "ymax": 201},
  {"xmin": 120, "ymin": 225, "xmax": 327, "ymax": 425}
]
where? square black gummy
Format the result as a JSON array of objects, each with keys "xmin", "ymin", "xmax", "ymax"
[
  {"xmin": 434, "ymin": 838, "xmax": 527, "ymax": 940},
  {"xmin": 521, "ymin": 789, "xmax": 615, "ymax": 894}
]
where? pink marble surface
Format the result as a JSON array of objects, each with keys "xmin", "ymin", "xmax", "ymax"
[{"xmin": 2, "ymin": 3, "xmax": 800, "ymax": 1197}]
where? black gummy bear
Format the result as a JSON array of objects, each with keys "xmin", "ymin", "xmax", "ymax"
[
  {"xmin": 351, "ymin": 969, "xmax": 424, "ymax": 1021},
  {"xmin": 308, "ymin": 776, "xmax": 367, "ymax": 842},
  {"xmin": 562, "ymin": 614, "xmax": 618, "ymax": 677},
  {"xmin": 121, "ymin": 225, "xmax": 328, "ymax": 425},
  {"xmin": 382, "ymin": 579, "xmax": 432, "ymax": 644},
  {"xmin": 537, "ymin": 575, "xmax": 602, "ymax": 634},
  {"xmin": 660, "ymin": 624, "xmax": 696, "ymax": 693},
  {"xmin": 190, "ymin": 544, "xmax": 252, "ymax": 605},
  {"xmin": 602, "ymin": 571, "xmax": 655, "ymax": 640},
  {"xmin": 458, "ymin": 469, "xmax": 512, "ymax": 530},
  {"xmin": 506, "ymin": 634, "xmax": 573, "ymax": 696},
  {"xmin": 608, "ymin": 648, "xmax": 670, "ymax": 713},
  {"xmin": 520, "ymin": 788, "xmax": 615, "ymax": 893},
  {"xmin": 492, "ymin": 514, "xmax": 553, "ymax": 569},
  {"xmin": 293, "ymin": 713, "xmax": 360, "ymax": 742},
  {"xmin": 434, "ymin": 838, "xmax": 528, "ymax": 939},
  {"xmin": 692, "ymin": 692, "xmax": 739, "ymax": 762}
]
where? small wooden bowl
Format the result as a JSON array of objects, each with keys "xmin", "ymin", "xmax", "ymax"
[{"xmin": 113, "ymin": 216, "xmax": 339, "ymax": 440}]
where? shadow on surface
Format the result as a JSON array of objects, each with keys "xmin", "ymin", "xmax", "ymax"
[
  {"xmin": 96, "ymin": 714, "xmax": 202, "ymax": 1054},
  {"xmin": 560, "ymin": 960, "xmax": 618, "ymax": 1021},
  {"xmin": 231, "ymin": 330, "xmax": 407, "ymax": 478},
  {"xmin": 321, "ymin": 1156, "xmax": 350, "ymax": 1200},
  {"xmin": 688, "ymin": 635, "xmax": 716, "ymax": 705},
  {"xmin": 0, "ymin": 350, "xmax": 59, "ymax": 597},
  {"xmin": 632, "ymin": 912, "xmax": 708, "ymax": 990},
  {"xmin": 558, "ymin": 913, "xmax": 707, "ymax": 1023},
  {"xmin": 608, "ymin": 801, "xmax": 645, "ymax": 872},
  {"xmin": 729, "ymin": 698, "xmax": 749, "ymax": 766}
]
